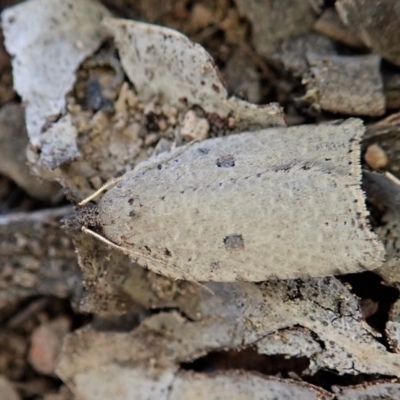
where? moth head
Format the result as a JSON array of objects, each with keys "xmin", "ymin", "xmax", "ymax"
[{"xmin": 62, "ymin": 203, "xmax": 101, "ymax": 231}]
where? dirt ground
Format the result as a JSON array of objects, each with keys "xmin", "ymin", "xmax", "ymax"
[{"xmin": 1, "ymin": 0, "xmax": 400, "ymax": 399}]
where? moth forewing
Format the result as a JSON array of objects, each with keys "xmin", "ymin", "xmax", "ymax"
[{"xmin": 85, "ymin": 119, "xmax": 385, "ymax": 282}]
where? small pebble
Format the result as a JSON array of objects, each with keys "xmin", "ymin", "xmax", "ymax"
[
  {"xmin": 145, "ymin": 133, "xmax": 159, "ymax": 146},
  {"xmin": 180, "ymin": 110, "xmax": 210, "ymax": 141},
  {"xmin": 90, "ymin": 175, "xmax": 103, "ymax": 190},
  {"xmin": 28, "ymin": 317, "xmax": 71, "ymax": 376},
  {"xmin": 364, "ymin": 143, "xmax": 388, "ymax": 170}
]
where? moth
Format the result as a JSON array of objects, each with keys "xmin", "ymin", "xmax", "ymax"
[{"xmin": 70, "ymin": 118, "xmax": 384, "ymax": 282}]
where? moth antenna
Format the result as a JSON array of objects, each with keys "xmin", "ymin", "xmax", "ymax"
[
  {"xmin": 81, "ymin": 226, "xmax": 166, "ymax": 264},
  {"xmin": 81, "ymin": 226, "xmax": 213, "ymax": 295},
  {"xmin": 78, "ymin": 140, "xmax": 198, "ymax": 207},
  {"xmin": 78, "ymin": 177, "xmax": 122, "ymax": 207}
]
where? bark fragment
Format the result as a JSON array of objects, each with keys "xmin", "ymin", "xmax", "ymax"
[
  {"xmin": 304, "ymin": 54, "xmax": 385, "ymax": 116},
  {"xmin": 336, "ymin": 0, "xmax": 400, "ymax": 67}
]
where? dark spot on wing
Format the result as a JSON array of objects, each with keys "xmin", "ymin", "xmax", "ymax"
[
  {"xmin": 223, "ymin": 234, "xmax": 244, "ymax": 251},
  {"xmin": 210, "ymin": 261, "xmax": 220, "ymax": 271},
  {"xmin": 216, "ymin": 154, "xmax": 235, "ymax": 168},
  {"xmin": 164, "ymin": 248, "xmax": 172, "ymax": 257}
]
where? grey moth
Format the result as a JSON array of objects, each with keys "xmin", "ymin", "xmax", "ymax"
[{"xmin": 72, "ymin": 118, "xmax": 384, "ymax": 282}]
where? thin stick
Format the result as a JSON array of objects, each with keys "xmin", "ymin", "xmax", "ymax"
[{"xmin": 79, "ymin": 178, "xmax": 122, "ymax": 207}]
